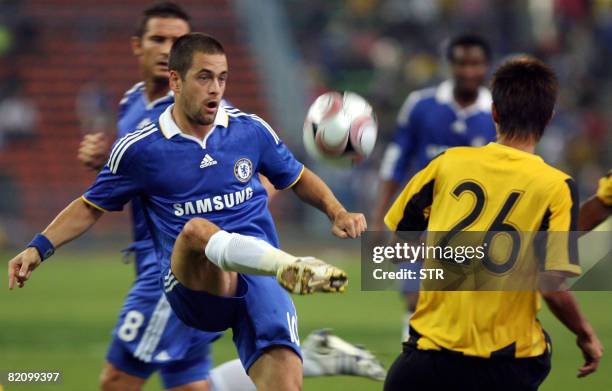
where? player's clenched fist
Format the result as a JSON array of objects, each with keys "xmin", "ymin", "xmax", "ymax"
[
  {"xmin": 7, "ymin": 248, "xmax": 41, "ymax": 289},
  {"xmin": 332, "ymin": 210, "xmax": 367, "ymax": 239},
  {"xmin": 78, "ymin": 132, "xmax": 110, "ymax": 171}
]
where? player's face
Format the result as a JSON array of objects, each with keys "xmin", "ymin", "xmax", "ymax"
[
  {"xmin": 177, "ymin": 52, "xmax": 228, "ymax": 126},
  {"xmin": 132, "ymin": 17, "xmax": 190, "ymax": 82},
  {"xmin": 450, "ymin": 46, "xmax": 489, "ymax": 95}
]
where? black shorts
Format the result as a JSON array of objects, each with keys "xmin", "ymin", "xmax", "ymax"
[{"xmin": 384, "ymin": 342, "xmax": 551, "ymax": 391}]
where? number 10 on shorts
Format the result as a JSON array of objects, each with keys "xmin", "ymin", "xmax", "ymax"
[{"xmin": 286, "ymin": 312, "xmax": 300, "ymax": 346}]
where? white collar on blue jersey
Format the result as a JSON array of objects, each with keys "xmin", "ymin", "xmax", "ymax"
[
  {"xmin": 158, "ymin": 103, "xmax": 229, "ymax": 140},
  {"xmin": 435, "ymin": 80, "xmax": 492, "ymax": 115}
]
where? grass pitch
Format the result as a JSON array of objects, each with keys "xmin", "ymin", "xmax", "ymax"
[{"xmin": 0, "ymin": 250, "xmax": 610, "ymax": 390}]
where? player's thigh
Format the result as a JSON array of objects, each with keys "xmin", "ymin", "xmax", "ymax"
[
  {"xmin": 100, "ymin": 362, "xmax": 147, "ymax": 391},
  {"xmin": 248, "ymin": 346, "xmax": 302, "ymax": 391},
  {"xmin": 170, "ymin": 219, "xmax": 236, "ymax": 296}
]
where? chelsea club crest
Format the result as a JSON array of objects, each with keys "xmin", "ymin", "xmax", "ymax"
[{"xmin": 234, "ymin": 158, "xmax": 253, "ymax": 183}]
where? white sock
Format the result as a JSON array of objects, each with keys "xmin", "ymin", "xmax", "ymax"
[
  {"xmin": 205, "ymin": 230, "xmax": 297, "ymax": 275},
  {"xmin": 209, "ymin": 359, "xmax": 256, "ymax": 391}
]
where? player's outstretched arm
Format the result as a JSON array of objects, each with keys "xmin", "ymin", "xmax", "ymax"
[
  {"xmin": 540, "ymin": 286, "xmax": 603, "ymax": 378},
  {"xmin": 291, "ymin": 167, "xmax": 367, "ymax": 238},
  {"xmin": 7, "ymin": 198, "xmax": 104, "ymax": 290}
]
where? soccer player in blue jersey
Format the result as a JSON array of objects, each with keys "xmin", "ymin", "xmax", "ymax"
[
  {"xmin": 77, "ymin": 3, "xmax": 385, "ymax": 390},
  {"xmin": 9, "ymin": 33, "xmax": 368, "ymax": 391},
  {"xmin": 373, "ymin": 34, "xmax": 496, "ymax": 339},
  {"xmin": 79, "ymin": 4, "xmax": 220, "ymax": 390},
  {"xmin": 77, "ymin": 4, "xmax": 385, "ymax": 391},
  {"xmin": 76, "ymin": 3, "xmax": 385, "ymax": 391}
]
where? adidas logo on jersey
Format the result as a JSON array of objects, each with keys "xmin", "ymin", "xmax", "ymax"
[{"xmin": 200, "ymin": 154, "xmax": 218, "ymax": 168}]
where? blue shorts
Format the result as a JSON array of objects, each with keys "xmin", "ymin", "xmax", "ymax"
[
  {"xmin": 163, "ymin": 268, "xmax": 302, "ymax": 371},
  {"xmin": 107, "ymin": 250, "xmax": 221, "ymax": 388},
  {"xmin": 107, "ymin": 332, "xmax": 213, "ymax": 388}
]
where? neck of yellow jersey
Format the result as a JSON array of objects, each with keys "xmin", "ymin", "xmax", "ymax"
[{"xmin": 496, "ymin": 135, "xmax": 537, "ymax": 154}]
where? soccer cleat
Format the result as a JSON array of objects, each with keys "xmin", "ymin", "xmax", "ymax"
[
  {"xmin": 302, "ymin": 329, "xmax": 387, "ymax": 381},
  {"xmin": 276, "ymin": 257, "xmax": 348, "ymax": 295}
]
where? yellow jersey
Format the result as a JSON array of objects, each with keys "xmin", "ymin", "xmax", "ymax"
[
  {"xmin": 385, "ymin": 142, "xmax": 581, "ymax": 358},
  {"xmin": 596, "ymin": 170, "xmax": 612, "ymax": 206}
]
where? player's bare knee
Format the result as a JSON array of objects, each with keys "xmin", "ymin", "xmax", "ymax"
[{"xmin": 181, "ymin": 218, "xmax": 219, "ymax": 247}]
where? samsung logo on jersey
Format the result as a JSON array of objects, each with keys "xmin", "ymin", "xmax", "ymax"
[{"xmin": 173, "ymin": 187, "xmax": 254, "ymax": 216}]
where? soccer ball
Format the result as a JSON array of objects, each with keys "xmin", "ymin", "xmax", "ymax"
[{"xmin": 303, "ymin": 91, "xmax": 377, "ymax": 163}]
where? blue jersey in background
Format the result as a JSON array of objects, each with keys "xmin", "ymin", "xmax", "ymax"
[
  {"xmin": 117, "ymin": 82, "xmax": 174, "ymax": 277},
  {"xmin": 379, "ymin": 80, "xmax": 496, "ymax": 183},
  {"xmin": 99, "ymin": 83, "xmax": 222, "ymax": 381}
]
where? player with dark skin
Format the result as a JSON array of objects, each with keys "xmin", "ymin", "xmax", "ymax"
[
  {"xmin": 373, "ymin": 43, "xmax": 489, "ymax": 230},
  {"xmin": 451, "ymin": 45, "xmax": 489, "ymax": 106},
  {"xmin": 373, "ymin": 42, "xmax": 490, "ymax": 314}
]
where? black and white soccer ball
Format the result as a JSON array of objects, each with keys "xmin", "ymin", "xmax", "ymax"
[{"xmin": 303, "ymin": 91, "xmax": 377, "ymax": 163}]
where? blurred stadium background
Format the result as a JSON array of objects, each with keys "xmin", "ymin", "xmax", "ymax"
[{"xmin": 0, "ymin": 0, "xmax": 610, "ymax": 390}]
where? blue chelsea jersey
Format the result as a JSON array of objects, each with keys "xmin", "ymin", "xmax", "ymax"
[
  {"xmin": 379, "ymin": 80, "xmax": 496, "ymax": 183},
  {"xmin": 117, "ymin": 82, "xmax": 174, "ymax": 257},
  {"xmin": 84, "ymin": 104, "xmax": 304, "ymax": 271}
]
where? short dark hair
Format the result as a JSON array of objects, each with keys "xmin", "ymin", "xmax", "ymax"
[
  {"xmin": 169, "ymin": 33, "xmax": 225, "ymax": 79},
  {"xmin": 136, "ymin": 1, "xmax": 191, "ymax": 38},
  {"xmin": 491, "ymin": 56, "xmax": 558, "ymax": 141},
  {"xmin": 446, "ymin": 34, "xmax": 491, "ymax": 62}
]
